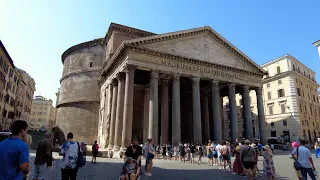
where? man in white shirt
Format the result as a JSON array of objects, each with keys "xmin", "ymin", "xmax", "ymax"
[
  {"xmin": 291, "ymin": 140, "xmax": 316, "ymax": 180},
  {"xmin": 215, "ymin": 141, "xmax": 223, "ymax": 169}
]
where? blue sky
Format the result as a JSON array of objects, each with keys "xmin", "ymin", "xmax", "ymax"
[{"xmin": 1, "ymin": 0, "xmax": 319, "ymax": 105}]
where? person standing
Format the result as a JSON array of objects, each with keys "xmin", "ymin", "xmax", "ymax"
[
  {"xmin": 33, "ymin": 132, "xmax": 54, "ymax": 180},
  {"xmin": 232, "ymin": 144, "xmax": 244, "ymax": 175},
  {"xmin": 221, "ymin": 141, "xmax": 232, "ymax": 171},
  {"xmin": 91, "ymin": 141, "xmax": 99, "ymax": 164},
  {"xmin": 257, "ymin": 142, "xmax": 263, "ymax": 156},
  {"xmin": 212, "ymin": 141, "xmax": 218, "ymax": 165},
  {"xmin": 314, "ymin": 142, "xmax": 320, "ymax": 159},
  {"xmin": 59, "ymin": 132, "xmax": 80, "ymax": 180},
  {"xmin": 145, "ymin": 139, "xmax": 154, "ymax": 177},
  {"xmin": 240, "ymin": 139, "xmax": 256, "ymax": 180},
  {"xmin": 179, "ymin": 142, "xmax": 186, "ymax": 162},
  {"xmin": 215, "ymin": 142, "xmax": 223, "ymax": 169},
  {"xmin": 173, "ymin": 145, "xmax": 179, "ymax": 161},
  {"xmin": 190, "ymin": 143, "xmax": 196, "ymax": 164},
  {"xmin": 166, "ymin": 143, "xmax": 172, "ymax": 160},
  {"xmin": 0, "ymin": 120, "xmax": 29, "ymax": 180},
  {"xmin": 262, "ymin": 145, "xmax": 275, "ymax": 180},
  {"xmin": 292, "ymin": 140, "xmax": 317, "ymax": 180},
  {"xmin": 270, "ymin": 144, "xmax": 275, "ymax": 154}
]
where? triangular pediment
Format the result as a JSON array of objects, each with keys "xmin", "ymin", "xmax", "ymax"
[{"xmin": 125, "ymin": 27, "xmax": 265, "ymax": 74}]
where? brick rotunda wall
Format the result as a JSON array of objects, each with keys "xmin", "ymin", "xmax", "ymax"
[{"xmin": 56, "ymin": 39, "xmax": 105, "ymax": 143}]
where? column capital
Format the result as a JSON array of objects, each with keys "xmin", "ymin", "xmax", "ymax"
[
  {"xmin": 191, "ymin": 77, "xmax": 200, "ymax": 86},
  {"xmin": 160, "ymin": 78, "xmax": 170, "ymax": 87},
  {"xmin": 228, "ymin": 83, "xmax": 236, "ymax": 90},
  {"xmin": 172, "ymin": 74, "xmax": 180, "ymax": 82},
  {"xmin": 111, "ymin": 78, "xmax": 118, "ymax": 86},
  {"xmin": 150, "ymin": 70, "xmax": 159, "ymax": 79},
  {"xmin": 255, "ymin": 87, "xmax": 263, "ymax": 95},
  {"xmin": 116, "ymin": 72, "xmax": 126, "ymax": 82},
  {"xmin": 243, "ymin": 85, "xmax": 250, "ymax": 93},
  {"xmin": 124, "ymin": 64, "xmax": 137, "ymax": 74},
  {"xmin": 144, "ymin": 88, "xmax": 150, "ymax": 95},
  {"xmin": 212, "ymin": 80, "xmax": 219, "ymax": 86}
]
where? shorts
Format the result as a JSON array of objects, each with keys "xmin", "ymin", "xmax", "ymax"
[
  {"xmin": 191, "ymin": 153, "xmax": 196, "ymax": 158},
  {"xmin": 146, "ymin": 152, "xmax": 154, "ymax": 160},
  {"xmin": 213, "ymin": 154, "xmax": 218, "ymax": 159},
  {"xmin": 242, "ymin": 161, "xmax": 255, "ymax": 170},
  {"xmin": 219, "ymin": 155, "xmax": 223, "ymax": 161},
  {"xmin": 222, "ymin": 155, "xmax": 230, "ymax": 161},
  {"xmin": 180, "ymin": 152, "xmax": 185, "ymax": 156},
  {"xmin": 92, "ymin": 151, "xmax": 98, "ymax": 157},
  {"xmin": 208, "ymin": 154, "xmax": 213, "ymax": 159},
  {"xmin": 33, "ymin": 163, "xmax": 49, "ymax": 179}
]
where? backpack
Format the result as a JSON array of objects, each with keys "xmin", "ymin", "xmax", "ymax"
[
  {"xmin": 77, "ymin": 142, "xmax": 86, "ymax": 167},
  {"xmin": 92, "ymin": 144, "xmax": 97, "ymax": 152}
]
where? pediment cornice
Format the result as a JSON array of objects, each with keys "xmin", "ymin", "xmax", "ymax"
[
  {"xmin": 125, "ymin": 27, "xmax": 266, "ymax": 75},
  {"xmin": 101, "ymin": 44, "xmax": 264, "ymax": 78}
]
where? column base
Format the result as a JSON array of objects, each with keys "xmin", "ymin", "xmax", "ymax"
[
  {"xmin": 107, "ymin": 145, "xmax": 113, "ymax": 150},
  {"xmin": 120, "ymin": 147, "xmax": 127, "ymax": 152},
  {"xmin": 113, "ymin": 145, "xmax": 120, "ymax": 152}
]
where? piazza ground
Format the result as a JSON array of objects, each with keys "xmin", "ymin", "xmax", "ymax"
[{"xmin": 31, "ymin": 150, "xmax": 319, "ymax": 180}]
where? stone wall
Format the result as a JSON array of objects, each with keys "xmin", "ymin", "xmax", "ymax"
[
  {"xmin": 56, "ymin": 102, "xmax": 99, "ymax": 143},
  {"xmin": 56, "ymin": 40, "xmax": 105, "ymax": 143}
]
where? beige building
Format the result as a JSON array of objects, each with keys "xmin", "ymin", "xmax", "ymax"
[
  {"xmin": 29, "ymin": 96, "xmax": 55, "ymax": 130},
  {"xmin": 225, "ymin": 54, "xmax": 320, "ymax": 143}
]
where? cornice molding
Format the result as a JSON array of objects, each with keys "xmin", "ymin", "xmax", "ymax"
[
  {"xmin": 56, "ymin": 100, "xmax": 100, "ymax": 108},
  {"xmin": 103, "ymin": 23, "xmax": 156, "ymax": 43},
  {"xmin": 263, "ymin": 71, "xmax": 319, "ymax": 87},
  {"xmin": 61, "ymin": 38, "xmax": 104, "ymax": 64},
  {"xmin": 60, "ymin": 68, "xmax": 101, "ymax": 83}
]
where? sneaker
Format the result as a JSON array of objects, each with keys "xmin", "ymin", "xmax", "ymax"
[
  {"xmin": 219, "ymin": 167, "xmax": 222, "ymax": 169},
  {"xmin": 232, "ymin": 172, "xmax": 237, "ymax": 175}
]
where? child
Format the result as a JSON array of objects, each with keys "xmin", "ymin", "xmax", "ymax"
[{"xmin": 120, "ymin": 157, "xmax": 139, "ymax": 180}]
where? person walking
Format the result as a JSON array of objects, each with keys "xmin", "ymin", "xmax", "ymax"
[
  {"xmin": 262, "ymin": 145, "xmax": 275, "ymax": 180},
  {"xmin": 0, "ymin": 120, "xmax": 30, "ymax": 180},
  {"xmin": 270, "ymin": 144, "xmax": 275, "ymax": 154},
  {"xmin": 33, "ymin": 132, "xmax": 54, "ymax": 180},
  {"xmin": 215, "ymin": 142, "xmax": 223, "ymax": 169},
  {"xmin": 22, "ymin": 134, "xmax": 33, "ymax": 180},
  {"xmin": 173, "ymin": 145, "xmax": 179, "ymax": 161},
  {"xmin": 207, "ymin": 142, "xmax": 213, "ymax": 166},
  {"xmin": 240, "ymin": 139, "xmax": 256, "ymax": 180},
  {"xmin": 212, "ymin": 141, "xmax": 218, "ymax": 166},
  {"xmin": 179, "ymin": 142, "xmax": 186, "ymax": 162},
  {"xmin": 292, "ymin": 140, "xmax": 317, "ymax": 180},
  {"xmin": 166, "ymin": 143, "xmax": 172, "ymax": 160},
  {"xmin": 190, "ymin": 143, "xmax": 196, "ymax": 164},
  {"xmin": 197, "ymin": 144, "xmax": 203, "ymax": 165},
  {"xmin": 314, "ymin": 142, "xmax": 320, "ymax": 159},
  {"xmin": 91, "ymin": 141, "xmax": 99, "ymax": 164},
  {"xmin": 59, "ymin": 132, "xmax": 80, "ymax": 180}
]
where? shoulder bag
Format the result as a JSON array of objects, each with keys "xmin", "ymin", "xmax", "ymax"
[
  {"xmin": 293, "ymin": 146, "xmax": 303, "ymax": 170},
  {"xmin": 241, "ymin": 147, "xmax": 251, "ymax": 163}
]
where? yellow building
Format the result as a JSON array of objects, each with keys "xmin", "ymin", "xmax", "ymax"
[
  {"xmin": 223, "ymin": 54, "xmax": 320, "ymax": 142},
  {"xmin": 29, "ymin": 96, "xmax": 55, "ymax": 130},
  {"xmin": 0, "ymin": 40, "xmax": 20, "ymax": 130}
]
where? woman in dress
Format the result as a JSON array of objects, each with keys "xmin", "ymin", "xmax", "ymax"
[
  {"xmin": 232, "ymin": 144, "xmax": 244, "ymax": 175},
  {"xmin": 262, "ymin": 145, "xmax": 275, "ymax": 180}
]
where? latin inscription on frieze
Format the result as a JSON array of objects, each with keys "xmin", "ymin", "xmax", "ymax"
[{"xmin": 160, "ymin": 60, "xmax": 247, "ymax": 81}]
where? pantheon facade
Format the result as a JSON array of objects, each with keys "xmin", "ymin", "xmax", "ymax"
[{"xmin": 56, "ymin": 23, "xmax": 267, "ymax": 150}]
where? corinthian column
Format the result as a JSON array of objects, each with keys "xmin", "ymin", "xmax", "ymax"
[
  {"xmin": 201, "ymin": 91, "xmax": 210, "ymax": 143},
  {"xmin": 160, "ymin": 78, "xmax": 169, "ymax": 145},
  {"xmin": 149, "ymin": 70, "xmax": 159, "ymax": 144},
  {"xmin": 228, "ymin": 83, "xmax": 238, "ymax": 144},
  {"xmin": 113, "ymin": 73, "xmax": 125, "ymax": 151},
  {"xmin": 172, "ymin": 74, "xmax": 181, "ymax": 146},
  {"xmin": 108, "ymin": 80, "xmax": 117, "ymax": 150},
  {"xmin": 191, "ymin": 77, "xmax": 202, "ymax": 144},
  {"xmin": 212, "ymin": 80, "xmax": 222, "ymax": 142},
  {"xmin": 143, "ymin": 88, "xmax": 150, "ymax": 143},
  {"xmin": 256, "ymin": 87, "xmax": 267, "ymax": 145},
  {"xmin": 121, "ymin": 65, "xmax": 136, "ymax": 150},
  {"xmin": 242, "ymin": 85, "xmax": 253, "ymax": 140}
]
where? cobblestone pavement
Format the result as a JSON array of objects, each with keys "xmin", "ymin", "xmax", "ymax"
[{"xmin": 29, "ymin": 151, "xmax": 320, "ymax": 180}]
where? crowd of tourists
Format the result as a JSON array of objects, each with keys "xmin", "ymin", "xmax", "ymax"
[{"xmin": 0, "ymin": 120, "xmax": 318, "ymax": 180}]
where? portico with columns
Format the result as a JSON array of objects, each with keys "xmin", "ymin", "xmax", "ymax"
[{"xmin": 98, "ymin": 25, "xmax": 268, "ymax": 152}]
